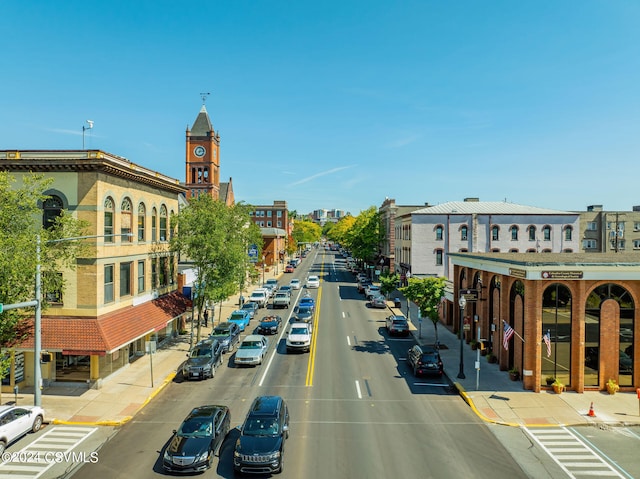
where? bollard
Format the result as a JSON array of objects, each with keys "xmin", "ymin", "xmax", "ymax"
[{"xmin": 13, "ymin": 385, "xmax": 19, "ymax": 405}]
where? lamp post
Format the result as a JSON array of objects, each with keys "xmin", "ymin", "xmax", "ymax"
[
  {"xmin": 457, "ymin": 295, "xmax": 467, "ymax": 379},
  {"xmin": 262, "ymin": 255, "xmax": 266, "ymax": 285}
]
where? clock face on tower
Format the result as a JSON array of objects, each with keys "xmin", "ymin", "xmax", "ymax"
[{"xmin": 194, "ymin": 145, "xmax": 206, "ymax": 158}]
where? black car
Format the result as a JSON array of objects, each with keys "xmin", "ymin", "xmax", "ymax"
[
  {"xmin": 163, "ymin": 405, "xmax": 230, "ymax": 473},
  {"xmin": 257, "ymin": 315, "xmax": 282, "ymax": 335},
  {"xmin": 406, "ymin": 345, "xmax": 444, "ymax": 377},
  {"xmin": 209, "ymin": 322, "xmax": 241, "ymax": 353},
  {"xmin": 293, "ymin": 305, "xmax": 314, "ymax": 323},
  {"xmin": 234, "ymin": 396, "xmax": 289, "ymax": 475},
  {"xmin": 182, "ymin": 339, "xmax": 223, "ymax": 380}
]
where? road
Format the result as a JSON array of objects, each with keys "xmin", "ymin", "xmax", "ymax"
[{"xmin": 16, "ymin": 248, "xmax": 638, "ymax": 479}]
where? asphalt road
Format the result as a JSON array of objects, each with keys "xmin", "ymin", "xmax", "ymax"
[{"xmin": 66, "ymin": 249, "xmax": 533, "ymax": 478}]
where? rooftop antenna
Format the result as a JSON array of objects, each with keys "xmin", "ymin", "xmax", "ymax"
[
  {"xmin": 200, "ymin": 92, "xmax": 210, "ymax": 105},
  {"xmin": 82, "ymin": 120, "xmax": 94, "ymax": 150}
]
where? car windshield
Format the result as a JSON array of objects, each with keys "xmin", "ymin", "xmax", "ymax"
[
  {"xmin": 178, "ymin": 418, "xmax": 212, "ymax": 437},
  {"xmin": 298, "ymin": 307, "xmax": 312, "ymax": 314},
  {"xmin": 213, "ymin": 328, "xmax": 230, "ymax": 335},
  {"xmin": 291, "ymin": 327, "xmax": 308, "ymax": 335},
  {"xmin": 240, "ymin": 341, "xmax": 262, "ymax": 349},
  {"xmin": 393, "ymin": 320, "xmax": 407, "ymax": 326},
  {"xmin": 230, "ymin": 313, "xmax": 245, "ymax": 320},
  {"xmin": 243, "ymin": 418, "xmax": 279, "ymax": 436},
  {"xmin": 190, "ymin": 347, "xmax": 212, "ymax": 358},
  {"xmin": 261, "ymin": 318, "xmax": 276, "ymax": 324},
  {"xmin": 421, "ymin": 353, "xmax": 439, "ymax": 362},
  {"xmin": 291, "ymin": 280, "xmax": 300, "ymax": 284}
]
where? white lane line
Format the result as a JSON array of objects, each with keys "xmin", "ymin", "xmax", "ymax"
[
  {"xmin": 342, "ymin": 312, "xmax": 346, "ymax": 318},
  {"xmin": 347, "ymin": 336, "xmax": 351, "ymax": 346},
  {"xmin": 355, "ymin": 380, "xmax": 362, "ymax": 399}
]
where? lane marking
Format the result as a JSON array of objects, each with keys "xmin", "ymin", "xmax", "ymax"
[
  {"xmin": 355, "ymin": 380, "xmax": 362, "ymax": 399},
  {"xmin": 346, "ymin": 336, "xmax": 351, "ymax": 346}
]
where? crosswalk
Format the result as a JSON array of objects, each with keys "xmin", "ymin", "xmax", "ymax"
[
  {"xmin": 525, "ymin": 427, "xmax": 624, "ymax": 478},
  {"xmin": 0, "ymin": 426, "xmax": 97, "ymax": 478}
]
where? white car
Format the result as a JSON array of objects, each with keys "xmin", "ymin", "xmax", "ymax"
[
  {"xmin": 0, "ymin": 405, "xmax": 45, "ymax": 454},
  {"xmin": 249, "ymin": 290, "xmax": 268, "ymax": 308},
  {"xmin": 234, "ymin": 335, "xmax": 268, "ymax": 366},
  {"xmin": 286, "ymin": 323, "xmax": 312, "ymax": 353},
  {"xmin": 306, "ymin": 275, "xmax": 320, "ymax": 289},
  {"xmin": 290, "ymin": 279, "xmax": 301, "ymax": 290}
]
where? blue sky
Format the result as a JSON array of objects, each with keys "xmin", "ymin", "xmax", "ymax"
[{"xmin": 2, "ymin": 1, "xmax": 640, "ymax": 215}]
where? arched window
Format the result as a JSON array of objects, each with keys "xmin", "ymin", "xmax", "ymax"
[
  {"xmin": 542, "ymin": 225, "xmax": 551, "ymax": 241},
  {"xmin": 491, "ymin": 225, "xmax": 499, "ymax": 241},
  {"xmin": 138, "ymin": 203, "xmax": 146, "ymax": 241},
  {"xmin": 542, "ymin": 284, "xmax": 572, "ymax": 387},
  {"xmin": 435, "ymin": 225, "xmax": 444, "ymax": 241},
  {"xmin": 528, "ymin": 225, "xmax": 536, "ymax": 241},
  {"xmin": 43, "ymin": 195, "xmax": 63, "ymax": 229},
  {"xmin": 564, "ymin": 226, "xmax": 573, "ymax": 241},
  {"xmin": 510, "ymin": 225, "xmax": 518, "ymax": 241},
  {"xmin": 152, "ymin": 207, "xmax": 157, "ymax": 242},
  {"xmin": 104, "ymin": 197, "xmax": 115, "ymax": 243},
  {"xmin": 159, "ymin": 205, "xmax": 168, "ymax": 241},
  {"xmin": 121, "ymin": 198, "xmax": 132, "ymax": 242}
]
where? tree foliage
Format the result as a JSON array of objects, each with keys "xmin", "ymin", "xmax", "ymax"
[
  {"xmin": 0, "ymin": 172, "xmax": 88, "ymax": 375},
  {"xmin": 345, "ymin": 206, "xmax": 384, "ymax": 264},
  {"xmin": 379, "ymin": 272, "xmax": 400, "ymax": 298},
  {"xmin": 324, "ymin": 215, "xmax": 356, "ymax": 245},
  {"xmin": 291, "ymin": 220, "xmax": 321, "ymax": 251},
  {"xmin": 400, "ymin": 277, "xmax": 447, "ymax": 345},
  {"xmin": 170, "ymin": 196, "xmax": 261, "ymax": 341}
]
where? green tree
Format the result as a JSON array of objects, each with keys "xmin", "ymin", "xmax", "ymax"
[
  {"xmin": 325, "ymin": 215, "xmax": 356, "ymax": 246},
  {"xmin": 400, "ymin": 277, "xmax": 447, "ymax": 346},
  {"xmin": 291, "ymin": 220, "xmax": 321, "ymax": 252},
  {"xmin": 379, "ymin": 272, "xmax": 400, "ymax": 298},
  {"xmin": 171, "ymin": 196, "xmax": 261, "ymax": 343},
  {"xmin": 0, "ymin": 172, "xmax": 88, "ymax": 377},
  {"xmin": 346, "ymin": 207, "xmax": 384, "ymax": 265}
]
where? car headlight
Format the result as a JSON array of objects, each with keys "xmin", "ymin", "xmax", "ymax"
[
  {"xmin": 266, "ymin": 451, "xmax": 281, "ymax": 460},
  {"xmin": 164, "ymin": 450, "xmax": 171, "ymax": 461},
  {"xmin": 195, "ymin": 451, "xmax": 209, "ymax": 462}
]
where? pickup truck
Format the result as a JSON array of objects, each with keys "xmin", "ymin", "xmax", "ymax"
[{"xmin": 272, "ymin": 291, "xmax": 291, "ymax": 309}]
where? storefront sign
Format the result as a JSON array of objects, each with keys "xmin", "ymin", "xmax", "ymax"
[
  {"xmin": 541, "ymin": 271, "xmax": 583, "ymax": 279},
  {"xmin": 509, "ymin": 268, "xmax": 526, "ymax": 279}
]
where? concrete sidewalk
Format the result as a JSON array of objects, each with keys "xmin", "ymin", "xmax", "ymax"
[
  {"xmin": 395, "ymin": 294, "xmax": 640, "ymax": 427},
  {"xmin": 6, "ymin": 270, "xmax": 640, "ymax": 429}
]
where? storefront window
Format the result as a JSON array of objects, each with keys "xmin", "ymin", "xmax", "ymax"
[{"xmin": 541, "ymin": 284, "xmax": 571, "ymax": 387}]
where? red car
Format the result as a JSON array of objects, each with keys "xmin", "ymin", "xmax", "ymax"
[{"xmin": 285, "ymin": 264, "xmax": 294, "ymax": 273}]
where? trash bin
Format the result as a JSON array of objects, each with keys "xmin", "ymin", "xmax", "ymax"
[{"xmin": 394, "ymin": 298, "xmax": 402, "ymax": 308}]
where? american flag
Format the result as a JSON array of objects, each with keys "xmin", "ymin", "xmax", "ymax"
[
  {"xmin": 503, "ymin": 321, "xmax": 515, "ymax": 350},
  {"xmin": 543, "ymin": 331, "xmax": 552, "ymax": 357}
]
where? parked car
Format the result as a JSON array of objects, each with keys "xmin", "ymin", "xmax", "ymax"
[
  {"xmin": 249, "ymin": 290, "xmax": 268, "ymax": 308},
  {"xmin": 235, "ymin": 335, "xmax": 269, "ymax": 366},
  {"xmin": 406, "ymin": 345, "xmax": 444, "ymax": 377},
  {"xmin": 182, "ymin": 339, "xmax": 223, "ymax": 380},
  {"xmin": 234, "ymin": 396, "xmax": 289, "ymax": 475},
  {"xmin": 162, "ymin": 405, "xmax": 230, "ymax": 473},
  {"xmin": 368, "ymin": 294, "xmax": 387, "ymax": 309},
  {"xmin": 386, "ymin": 315, "xmax": 410, "ymax": 336},
  {"xmin": 257, "ymin": 315, "xmax": 282, "ymax": 335},
  {"xmin": 278, "ymin": 285, "xmax": 292, "ymax": 295},
  {"xmin": 357, "ymin": 279, "xmax": 371, "ymax": 293},
  {"xmin": 365, "ymin": 284, "xmax": 381, "ymax": 299},
  {"xmin": 241, "ymin": 301, "xmax": 260, "ymax": 320},
  {"xmin": 289, "ymin": 279, "xmax": 301, "ymax": 290},
  {"xmin": 306, "ymin": 275, "xmax": 320, "ymax": 288},
  {"xmin": 286, "ymin": 322, "xmax": 312, "ymax": 353},
  {"xmin": 284, "ymin": 264, "xmax": 295, "ymax": 273},
  {"xmin": 228, "ymin": 310, "xmax": 251, "ymax": 331},
  {"xmin": 265, "ymin": 278, "xmax": 279, "ymax": 292},
  {"xmin": 209, "ymin": 322, "xmax": 241, "ymax": 353},
  {"xmin": 0, "ymin": 405, "xmax": 44, "ymax": 455}
]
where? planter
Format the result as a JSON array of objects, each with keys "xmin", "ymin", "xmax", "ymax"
[
  {"xmin": 509, "ymin": 371, "xmax": 520, "ymax": 381},
  {"xmin": 606, "ymin": 381, "xmax": 619, "ymax": 395},
  {"xmin": 552, "ymin": 383, "xmax": 564, "ymax": 394},
  {"xmin": 487, "ymin": 355, "xmax": 497, "ymax": 364},
  {"xmin": 470, "ymin": 342, "xmax": 478, "ymax": 351},
  {"xmin": 546, "ymin": 377, "xmax": 556, "ymax": 386}
]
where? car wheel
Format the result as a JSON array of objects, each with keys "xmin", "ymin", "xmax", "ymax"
[
  {"xmin": 0, "ymin": 440, "xmax": 6, "ymax": 455},
  {"xmin": 276, "ymin": 455, "xmax": 284, "ymax": 474},
  {"xmin": 209, "ymin": 366, "xmax": 215, "ymax": 379},
  {"xmin": 32, "ymin": 414, "xmax": 43, "ymax": 433}
]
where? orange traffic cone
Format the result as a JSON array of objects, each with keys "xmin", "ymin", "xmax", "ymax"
[{"xmin": 588, "ymin": 402, "xmax": 596, "ymax": 417}]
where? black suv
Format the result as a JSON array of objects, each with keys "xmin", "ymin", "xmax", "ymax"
[
  {"xmin": 234, "ymin": 396, "xmax": 289, "ymax": 475},
  {"xmin": 163, "ymin": 405, "xmax": 230, "ymax": 473},
  {"xmin": 182, "ymin": 338, "xmax": 223, "ymax": 380},
  {"xmin": 406, "ymin": 345, "xmax": 444, "ymax": 377}
]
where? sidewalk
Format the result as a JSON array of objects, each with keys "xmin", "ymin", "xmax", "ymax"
[
  {"xmin": 394, "ymin": 293, "xmax": 640, "ymax": 427},
  {"xmin": 6, "ymin": 272, "xmax": 639, "ymax": 429},
  {"xmin": 4, "ymin": 266, "xmax": 286, "ymax": 426}
]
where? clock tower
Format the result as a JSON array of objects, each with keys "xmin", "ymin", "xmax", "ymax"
[{"xmin": 185, "ymin": 104, "xmax": 220, "ymax": 200}]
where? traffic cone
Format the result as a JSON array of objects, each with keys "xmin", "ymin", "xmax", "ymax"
[{"xmin": 588, "ymin": 402, "xmax": 596, "ymax": 417}]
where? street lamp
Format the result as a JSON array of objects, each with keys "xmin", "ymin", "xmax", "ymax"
[
  {"xmin": 457, "ymin": 295, "xmax": 467, "ymax": 379},
  {"xmin": 262, "ymin": 255, "xmax": 266, "ymax": 285}
]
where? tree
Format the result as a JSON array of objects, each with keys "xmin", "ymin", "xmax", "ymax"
[
  {"xmin": 400, "ymin": 277, "xmax": 447, "ymax": 346},
  {"xmin": 291, "ymin": 220, "xmax": 321, "ymax": 252},
  {"xmin": 346, "ymin": 206, "xmax": 384, "ymax": 265},
  {"xmin": 0, "ymin": 172, "xmax": 88, "ymax": 378},
  {"xmin": 379, "ymin": 272, "xmax": 400, "ymax": 298},
  {"xmin": 171, "ymin": 196, "xmax": 261, "ymax": 343},
  {"xmin": 325, "ymin": 215, "xmax": 356, "ymax": 246}
]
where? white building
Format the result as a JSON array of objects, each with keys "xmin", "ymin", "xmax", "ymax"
[{"xmin": 401, "ymin": 199, "xmax": 581, "ymax": 279}]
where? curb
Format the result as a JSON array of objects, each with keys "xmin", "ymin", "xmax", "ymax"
[{"xmin": 49, "ymin": 370, "xmax": 177, "ymax": 427}]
